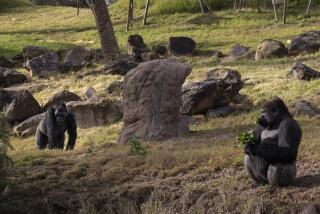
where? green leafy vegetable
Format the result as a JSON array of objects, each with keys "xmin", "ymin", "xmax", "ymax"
[{"xmin": 237, "ymin": 131, "xmax": 255, "ymax": 146}]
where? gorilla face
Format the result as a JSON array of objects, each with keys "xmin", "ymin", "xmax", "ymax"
[
  {"xmin": 257, "ymin": 97, "xmax": 291, "ymax": 128},
  {"xmin": 54, "ymin": 103, "xmax": 68, "ymax": 124}
]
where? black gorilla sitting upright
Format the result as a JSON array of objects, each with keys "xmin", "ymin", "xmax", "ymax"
[
  {"xmin": 36, "ymin": 103, "xmax": 77, "ymax": 150},
  {"xmin": 244, "ymin": 97, "xmax": 302, "ymax": 186}
]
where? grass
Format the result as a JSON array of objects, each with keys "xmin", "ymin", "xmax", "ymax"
[{"xmin": 0, "ymin": 3, "xmax": 320, "ymax": 213}]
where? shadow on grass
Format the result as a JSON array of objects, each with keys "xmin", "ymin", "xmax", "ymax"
[{"xmin": 296, "ymin": 173, "xmax": 320, "ymax": 188}]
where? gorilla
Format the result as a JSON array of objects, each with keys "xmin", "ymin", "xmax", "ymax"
[
  {"xmin": 244, "ymin": 97, "xmax": 302, "ymax": 186},
  {"xmin": 36, "ymin": 103, "xmax": 77, "ymax": 150}
]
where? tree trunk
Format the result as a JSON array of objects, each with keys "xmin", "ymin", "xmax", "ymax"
[
  {"xmin": 142, "ymin": 0, "xmax": 151, "ymax": 26},
  {"xmin": 272, "ymin": 0, "xmax": 278, "ymax": 21},
  {"xmin": 305, "ymin": 0, "xmax": 312, "ymax": 18},
  {"xmin": 234, "ymin": 0, "xmax": 237, "ymax": 10},
  {"xmin": 256, "ymin": 0, "xmax": 261, "ymax": 12},
  {"xmin": 91, "ymin": 0, "xmax": 120, "ymax": 61},
  {"xmin": 282, "ymin": 0, "xmax": 288, "ymax": 24},
  {"xmin": 199, "ymin": 0, "xmax": 205, "ymax": 14},
  {"xmin": 127, "ymin": 0, "xmax": 133, "ymax": 31}
]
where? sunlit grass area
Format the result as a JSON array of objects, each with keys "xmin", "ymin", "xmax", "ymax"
[{"xmin": 1, "ymin": 3, "xmax": 320, "ymax": 213}]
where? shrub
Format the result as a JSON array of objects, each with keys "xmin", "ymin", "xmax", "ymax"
[
  {"xmin": 0, "ymin": 112, "xmax": 13, "ymax": 174},
  {"xmin": 129, "ymin": 138, "xmax": 147, "ymax": 156}
]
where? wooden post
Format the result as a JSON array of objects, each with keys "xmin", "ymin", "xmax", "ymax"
[
  {"xmin": 142, "ymin": 0, "xmax": 151, "ymax": 27},
  {"xmin": 282, "ymin": 0, "xmax": 288, "ymax": 24},
  {"xmin": 199, "ymin": 0, "xmax": 205, "ymax": 14},
  {"xmin": 305, "ymin": 0, "xmax": 312, "ymax": 18},
  {"xmin": 126, "ymin": 0, "xmax": 133, "ymax": 31},
  {"xmin": 272, "ymin": 0, "xmax": 278, "ymax": 21}
]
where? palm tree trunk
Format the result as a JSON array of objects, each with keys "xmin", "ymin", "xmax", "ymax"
[{"xmin": 91, "ymin": 0, "xmax": 120, "ymax": 61}]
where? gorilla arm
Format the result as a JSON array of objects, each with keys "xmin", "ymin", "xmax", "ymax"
[
  {"xmin": 46, "ymin": 106, "xmax": 58, "ymax": 149},
  {"xmin": 65, "ymin": 113, "xmax": 77, "ymax": 150},
  {"xmin": 248, "ymin": 118, "xmax": 302, "ymax": 164}
]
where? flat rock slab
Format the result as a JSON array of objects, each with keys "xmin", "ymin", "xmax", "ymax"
[
  {"xmin": 66, "ymin": 97, "xmax": 123, "ymax": 129},
  {"xmin": 0, "ymin": 67, "xmax": 27, "ymax": 87}
]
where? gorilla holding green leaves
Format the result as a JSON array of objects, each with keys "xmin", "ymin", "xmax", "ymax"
[{"xmin": 244, "ymin": 97, "xmax": 302, "ymax": 186}]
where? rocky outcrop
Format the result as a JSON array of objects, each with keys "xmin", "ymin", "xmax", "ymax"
[
  {"xmin": 24, "ymin": 52, "xmax": 59, "ymax": 77},
  {"xmin": 0, "ymin": 89, "xmax": 42, "ymax": 123},
  {"xmin": 289, "ymin": 92, "xmax": 320, "ymax": 117},
  {"xmin": 101, "ymin": 56, "xmax": 138, "ymax": 76},
  {"xmin": 288, "ymin": 62, "xmax": 320, "ymax": 81},
  {"xmin": 0, "ymin": 56, "xmax": 14, "ymax": 68},
  {"xmin": 255, "ymin": 39, "xmax": 288, "ymax": 60},
  {"xmin": 13, "ymin": 113, "xmax": 45, "ymax": 137},
  {"xmin": 106, "ymin": 80, "xmax": 124, "ymax": 96},
  {"xmin": 44, "ymin": 90, "xmax": 82, "ymax": 109},
  {"xmin": 0, "ymin": 67, "xmax": 27, "ymax": 87},
  {"xmin": 60, "ymin": 46, "xmax": 92, "ymax": 72},
  {"xmin": 288, "ymin": 31, "xmax": 320, "ymax": 55},
  {"xmin": 119, "ymin": 59, "xmax": 191, "ymax": 144},
  {"xmin": 66, "ymin": 97, "xmax": 123, "ymax": 129},
  {"xmin": 22, "ymin": 45, "xmax": 51, "ymax": 61},
  {"xmin": 168, "ymin": 37, "xmax": 196, "ymax": 57},
  {"xmin": 181, "ymin": 68, "xmax": 243, "ymax": 115}
]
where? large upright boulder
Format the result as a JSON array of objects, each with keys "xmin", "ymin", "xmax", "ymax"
[
  {"xmin": 0, "ymin": 67, "xmax": 27, "ymax": 87},
  {"xmin": 24, "ymin": 52, "xmax": 59, "ymax": 77},
  {"xmin": 288, "ymin": 31, "xmax": 320, "ymax": 55},
  {"xmin": 0, "ymin": 89, "xmax": 42, "ymax": 123},
  {"xmin": 66, "ymin": 97, "xmax": 123, "ymax": 129},
  {"xmin": 181, "ymin": 68, "xmax": 243, "ymax": 115},
  {"xmin": 119, "ymin": 59, "xmax": 191, "ymax": 144},
  {"xmin": 255, "ymin": 39, "xmax": 288, "ymax": 60},
  {"xmin": 168, "ymin": 37, "xmax": 196, "ymax": 57}
]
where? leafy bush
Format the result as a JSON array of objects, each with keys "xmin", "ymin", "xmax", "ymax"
[
  {"xmin": 0, "ymin": 112, "xmax": 13, "ymax": 173},
  {"xmin": 129, "ymin": 138, "xmax": 147, "ymax": 156},
  {"xmin": 237, "ymin": 131, "xmax": 255, "ymax": 146}
]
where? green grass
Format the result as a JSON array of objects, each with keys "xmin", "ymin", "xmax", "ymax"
[
  {"xmin": 1, "ymin": 4, "xmax": 320, "ymax": 213},
  {"xmin": 0, "ymin": 0, "xmax": 32, "ymax": 9}
]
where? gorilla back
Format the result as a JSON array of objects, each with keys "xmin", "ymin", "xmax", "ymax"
[
  {"xmin": 244, "ymin": 97, "xmax": 302, "ymax": 186},
  {"xmin": 36, "ymin": 103, "xmax": 77, "ymax": 150}
]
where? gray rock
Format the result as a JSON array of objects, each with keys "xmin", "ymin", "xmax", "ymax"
[
  {"xmin": 84, "ymin": 86, "xmax": 96, "ymax": 99},
  {"xmin": 13, "ymin": 113, "xmax": 45, "ymax": 137},
  {"xmin": 222, "ymin": 45, "xmax": 255, "ymax": 62},
  {"xmin": 101, "ymin": 56, "xmax": 138, "ymax": 76},
  {"xmin": 91, "ymin": 48, "xmax": 105, "ymax": 64},
  {"xmin": 168, "ymin": 36, "xmax": 196, "ymax": 57},
  {"xmin": 206, "ymin": 106, "xmax": 234, "ymax": 118},
  {"xmin": 106, "ymin": 80, "xmax": 123, "ymax": 96},
  {"xmin": 288, "ymin": 62, "xmax": 320, "ymax": 81},
  {"xmin": 289, "ymin": 100, "xmax": 320, "ymax": 117},
  {"xmin": 181, "ymin": 68, "xmax": 243, "ymax": 115},
  {"xmin": 141, "ymin": 52, "xmax": 159, "ymax": 62},
  {"xmin": 24, "ymin": 52, "xmax": 59, "ymax": 77},
  {"xmin": 61, "ymin": 46, "xmax": 92, "ymax": 72},
  {"xmin": 0, "ymin": 56, "xmax": 14, "ymax": 68},
  {"xmin": 119, "ymin": 59, "xmax": 191, "ymax": 144},
  {"xmin": 255, "ymin": 39, "xmax": 288, "ymax": 60},
  {"xmin": 66, "ymin": 97, "xmax": 123, "ymax": 129},
  {"xmin": 288, "ymin": 31, "xmax": 320, "ymax": 55},
  {"xmin": 0, "ymin": 89, "xmax": 42, "ymax": 123},
  {"xmin": 0, "ymin": 67, "xmax": 27, "ymax": 87},
  {"xmin": 22, "ymin": 45, "xmax": 51, "ymax": 61},
  {"xmin": 44, "ymin": 90, "xmax": 82, "ymax": 109}
]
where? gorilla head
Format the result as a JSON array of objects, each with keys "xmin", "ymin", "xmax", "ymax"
[
  {"xmin": 54, "ymin": 103, "xmax": 68, "ymax": 124},
  {"xmin": 257, "ymin": 97, "xmax": 291, "ymax": 128}
]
